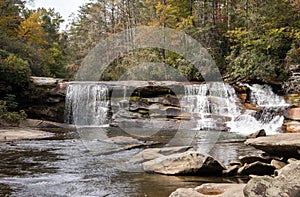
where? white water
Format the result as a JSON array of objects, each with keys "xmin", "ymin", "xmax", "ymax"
[
  {"xmin": 65, "ymin": 82, "xmax": 289, "ymax": 136},
  {"xmin": 183, "ymin": 82, "xmax": 240, "ymax": 131},
  {"xmin": 65, "ymin": 83, "xmax": 109, "ymax": 127},
  {"xmin": 183, "ymin": 83, "xmax": 289, "ymax": 135}
]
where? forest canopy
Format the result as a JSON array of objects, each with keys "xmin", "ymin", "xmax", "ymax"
[{"xmin": 0, "ymin": 0, "xmax": 300, "ymax": 98}]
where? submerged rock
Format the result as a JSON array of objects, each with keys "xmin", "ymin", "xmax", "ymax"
[
  {"xmin": 142, "ymin": 151, "xmax": 226, "ymax": 175},
  {"xmin": 245, "ymin": 133, "xmax": 300, "ymax": 158},
  {"xmin": 243, "ymin": 161, "xmax": 300, "ymax": 197},
  {"xmin": 169, "ymin": 183, "xmax": 246, "ymax": 197}
]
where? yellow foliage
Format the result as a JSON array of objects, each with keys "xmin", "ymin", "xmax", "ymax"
[{"xmin": 18, "ymin": 12, "xmax": 48, "ymax": 45}]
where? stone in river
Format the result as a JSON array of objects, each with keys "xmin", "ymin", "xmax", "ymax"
[
  {"xmin": 129, "ymin": 146, "xmax": 192, "ymax": 164},
  {"xmin": 243, "ymin": 161, "xmax": 300, "ymax": 197},
  {"xmin": 247, "ymin": 129, "xmax": 266, "ymax": 139},
  {"xmin": 238, "ymin": 155, "xmax": 271, "ymax": 165},
  {"xmin": 245, "ymin": 133, "xmax": 300, "ymax": 158},
  {"xmin": 143, "ymin": 151, "xmax": 226, "ymax": 175},
  {"xmin": 169, "ymin": 183, "xmax": 246, "ymax": 197},
  {"xmin": 237, "ymin": 161, "xmax": 275, "ymax": 175},
  {"xmin": 222, "ymin": 165, "xmax": 240, "ymax": 176},
  {"xmin": 270, "ymin": 159, "xmax": 286, "ymax": 170}
]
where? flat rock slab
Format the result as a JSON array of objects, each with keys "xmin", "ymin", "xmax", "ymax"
[
  {"xmin": 0, "ymin": 128, "xmax": 49, "ymax": 141},
  {"xmin": 143, "ymin": 151, "xmax": 225, "ymax": 175},
  {"xmin": 245, "ymin": 133, "xmax": 300, "ymax": 158},
  {"xmin": 169, "ymin": 183, "xmax": 246, "ymax": 197}
]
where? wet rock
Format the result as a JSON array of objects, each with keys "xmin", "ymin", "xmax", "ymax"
[
  {"xmin": 258, "ymin": 153, "xmax": 284, "ymax": 162},
  {"xmin": 143, "ymin": 151, "xmax": 226, "ymax": 175},
  {"xmin": 129, "ymin": 146, "xmax": 192, "ymax": 164},
  {"xmin": 271, "ymin": 159, "xmax": 286, "ymax": 169},
  {"xmin": 247, "ymin": 129, "xmax": 266, "ymax": 139},
  {"xmin": 222, "ymin": 165, "xmax": 240, "ymax": 176},
  {"xmin": 238, "ymin": 161, "xmax": 275, "ymax": 175},
  {"xmin": 285, "ymin": 121, "xmax": 300, "ymax": 132},
  {"xmin": 245, "ymin": 133, "xmax": 300, "ymax": 158},
  {"xmin": 169, "ymin": 183, "xmax": 246, "ymax": 197},
  {"xmin": 243, "ymin": 161, "xmax": 300, "ymax": 197},
  {"xmin": 284, "ymin": 107, "xmax": 300, "ymax": 120},
  {"xmin": 238, "ymin": 155, "xmax": 271, "ymax": 165}
]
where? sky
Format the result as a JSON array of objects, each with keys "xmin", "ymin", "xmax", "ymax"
[{"xmin": 28, "ymin": 0, "xmax": 92, "ymax": 30}]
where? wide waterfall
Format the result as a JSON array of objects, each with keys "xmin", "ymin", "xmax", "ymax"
[
  {"xmin": 183, "ymin": 82, "xmax": 289, "ymax": 135},
  {"xmin": 65, "ymin": 81, "xmax": 289, "ymax": 135},
  {"xmin": 65, "ymin": 83, "xmax": 109, "ymax": 127}
]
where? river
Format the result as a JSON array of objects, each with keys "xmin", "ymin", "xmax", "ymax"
[{"xmin": 0, "ymin": 127, "xmax": 261, "ymax": 197}]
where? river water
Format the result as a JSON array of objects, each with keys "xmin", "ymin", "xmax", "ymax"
[{"xmin": 0, "ymin": 127, "xmax": 260, "ymax": 197}]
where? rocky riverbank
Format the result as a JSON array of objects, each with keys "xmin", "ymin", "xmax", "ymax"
[{"xmin": 164, "ymin": 133, "xmax": 300, "ymax": 196}]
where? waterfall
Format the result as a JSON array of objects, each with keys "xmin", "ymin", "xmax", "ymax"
[
  {"xmin": 65, "ymin": 83, "xmax": 109, "ymax": 127},
  {"xmin": 183, "ymin": 82, "xmax": 240, "ymax": 131},
  {"xmin": 245, "ymin": 84, "xmax": 289, "ymax": 107},
  {"xmin": 183, "ymin": 83, "xmax": 289, "ymax": 135},
  {"xmin": 228, "ymin": 84, "xmax": 289, "ymax": 135}
]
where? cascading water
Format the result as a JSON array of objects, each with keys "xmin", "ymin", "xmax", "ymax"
[
  {"xmin": 65, "ymin": 83, "xmax": 110, "ymax": 127},
  {"xmin": 229, "ymin": 84, "xmax": 290, "ymax": 135},
  {"xmin": 183, "ymin": 82, "xmax": 240, "ymax": 131},
  {"xmin": 183, "ymin": 82, "xmax": 289, "ymax": 135}
]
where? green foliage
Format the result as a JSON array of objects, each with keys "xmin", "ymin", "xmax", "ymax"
[
  {"xmin": 0, "ymin": 51, "xmax": 31, "ymax": 89},
  {"xmin": 225, "ymin": 0, "xmax": 298, "ymax": 83},
  {"xmin": 0, "ymin": 100, "xmax": 27, "ymax": 124}
]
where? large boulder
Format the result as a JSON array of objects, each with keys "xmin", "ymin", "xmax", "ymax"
[
  {"xmin": 243, "ymin": 161, "xmax": 300, "ymax": 197},
  {"xmin": 142, "ymin": 151, "xmax": 226, "ymax": 175},
  {"xmin": 245, "ymin": 133, "xmax": 300, "ymax": 158},
  {"xmin": 169, "ymin": 183, "xmax": 246, "ymax": 197}
]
